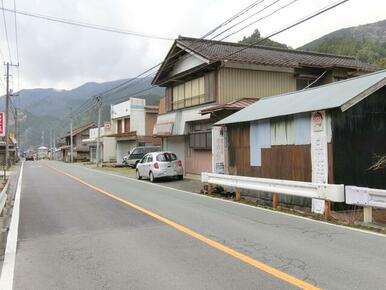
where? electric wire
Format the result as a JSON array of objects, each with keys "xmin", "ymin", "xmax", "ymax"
[
  {"xmin": 1, "ymin": 0, "xmax": 12, "ymax": 62},
  {"xmin": 0, "ymin": 6, "xmax": 173, "ymax": 41},
  {"xmin": 104, "ymin": 0, "xmax": 350, "ymax": 104},
  {"xmin": 66, "ymin": 0, "xmax": 270, "ymax": 118}
]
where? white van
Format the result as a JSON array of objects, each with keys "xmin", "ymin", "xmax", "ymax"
[{"xmin": 123, "ymin": 146, "xmax": 161, "ymax": 168}]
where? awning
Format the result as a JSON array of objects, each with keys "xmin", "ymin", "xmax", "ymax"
[
  {"xmin": 200, "ymin": 98, "xmax": 258, "ymax": 115},
  {"xmin": 154, "ymin": 105, "xmax": 211, "ymax": 136},
  {"xmin": 154, "ymin": 122, "xmax": 174, "ymax": 136}
]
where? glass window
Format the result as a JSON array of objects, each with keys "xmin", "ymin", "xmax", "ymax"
[
  {"xmin": 147, "ymin": 155, "xmax": 153, "ymax": 162},
  {"xmin": 172, "ymin": 76, "xmax": 205, "ymax": 109},
  {"xmin": 156, "ymin": 153, "xmax": 177, "ymax": 162}
]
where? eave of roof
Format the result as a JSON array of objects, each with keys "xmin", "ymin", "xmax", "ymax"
[{"xmin": 200, "ymin": 98, "xmax": 258, "ymax": 115}]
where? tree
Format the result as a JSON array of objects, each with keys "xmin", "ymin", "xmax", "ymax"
[{"xmin": 239, "ymin": 29, "xmax": 289, "ymax": 49}]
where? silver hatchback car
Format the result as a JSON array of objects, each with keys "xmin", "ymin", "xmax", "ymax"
[{"xmin": 136, "ymin": 151, "xmax": 184, "ymax": 182}]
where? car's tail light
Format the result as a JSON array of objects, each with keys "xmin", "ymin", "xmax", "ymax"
[
  {"xmin": 177, "ymin": 160, "xmax": 182, "ymax": 167},
  {"xmin": 153, "ymin": 162, "xmax": 159, "ymax": 169}
]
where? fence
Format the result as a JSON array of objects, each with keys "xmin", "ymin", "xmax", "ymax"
[
  {"xmin": 0, "ymin": 179, "xmax": 9, "ymax": 215},
  {"xmin": 346, "ymin": 186, "xmax": 386, "ymax": 223},
  {"xmin": 201, "ymin": 173, "xmax": 345, "ymax": 219}
]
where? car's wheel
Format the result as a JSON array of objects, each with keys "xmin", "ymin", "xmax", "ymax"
[
  {"xmin": 136, "ymin": 169, "xmax": 142, "ymax": 180},
  {"xmin": 177, "ymin": 175, "xmax": 183, "ymax": 180},
  {"xmin": 149, "ymin": 171, "xmax": 156, "ymax": 183}
]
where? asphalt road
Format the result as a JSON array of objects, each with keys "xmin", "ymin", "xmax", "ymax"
[{"xmin": 12, "ymin": 161, "xmax": 386, "ymax": 289}]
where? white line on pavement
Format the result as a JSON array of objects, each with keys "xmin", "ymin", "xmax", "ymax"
[
  {"xmin": 68, "ymin": 163, "xmax": 386, "ymax": 238},
  {"xmin": 0, "ymin": 162, "xmax": 24, "ymax": 290}
]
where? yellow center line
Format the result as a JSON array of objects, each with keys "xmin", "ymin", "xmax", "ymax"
[{"xmin": 46, "ymin": 163, "xmax": 321, "ymax": 290}]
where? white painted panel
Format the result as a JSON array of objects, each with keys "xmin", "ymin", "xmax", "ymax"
[
  {"xmin": 250, "ymin": 120, "xmax": 270, "ymax": 166},
  {"xmin": 311, "ymin": 111, "xmax": 328, "ymax": 214},
  {"xmin": 294, "ymin": 113, "xmax": 311, "ymax": 145},
  {"xmin": 170, "ymin": 54, "xmax": 205, "ymax": 77},
  {"xmin": 130, "ymin": 109, "xmax": 146, "ymax": 135}
]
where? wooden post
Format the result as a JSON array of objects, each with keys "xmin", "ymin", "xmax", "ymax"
[
  {"xmin": 207, "ymin": 183, "xmax": 213, "ymax": 195},
  {"xmin": 324, "ymin": 200, "xmax": 331, "ymax": 220},
  {"xmin": 272, "ymin": 193, "xmax": 279, "ymax": 209},
  {"xmin": 235, "ymin": 187, "xmax": 241, "ymax": 201},
  {"xmin": 363, "ymin": 206, "xmax": 373, "ymax": 223}
]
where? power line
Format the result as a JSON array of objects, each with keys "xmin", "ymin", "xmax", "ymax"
[
  {"xmin": 1, "ymin": 0, "xmax": 12, "ymax": 62},
  {"xmin": 219, "ymin": 0, "xmax": 299, "ymax": 41},
  {"xmin": 202, "ymin": 0, "xmax": 265, "ymax": 38},
  {"xmin": 13, "ymin": 0, "xmax": 19, "ymax": 65},
  {"xmin": 107, "ymin": 0, "xmax": 350, "ymax": 103},
  {"xmin": 67, "ymin": 0, "xmax": 269, "ymax": 119},
  {"xmin": 210, "ymin": 0, "xmax": 282, "ymax": 40},
  {"xmin": 0, "ymin": 7, "xmax": 174, "ymax": 41}
]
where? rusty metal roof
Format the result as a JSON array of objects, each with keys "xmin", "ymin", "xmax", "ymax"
[
  {"xmin": 200, "ymin": 98, "xmax": 258, "ymax": 114},
  {"xmin": 177, "ymin": 36, "xmax": 376, "ymax": 72},
  {"xmin": 216, "ymin": 70, "xmax": 386, "ymax": 125}
]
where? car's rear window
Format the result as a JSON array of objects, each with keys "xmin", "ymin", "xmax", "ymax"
[{"xmin": 156, "ymin": 153, "xmax": 177, "ymax": 162}]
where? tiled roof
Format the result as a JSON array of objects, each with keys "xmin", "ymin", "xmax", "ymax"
[
  {"xmin": 177, "ymin": 36, "xmax": 376, "ymax": 72},
  {"xmin": 200, "ymin": 98, "xmax": 258, "ymax": 114},
  {"xmin": 63, "ymin": 123, "xmax": 96, "ymax": 138}
]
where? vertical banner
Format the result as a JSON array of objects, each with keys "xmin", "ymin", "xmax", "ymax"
[
  {"xmin": 0, "ymin": 112, "xmax": 4, "ymax": 137},
  {"xmin": 311, "ymin": 111, "xmax": 329, "ymax": 214},
  {"xmin": 212, "ymin": 126, "xmax": 226, "ymax": 174}
]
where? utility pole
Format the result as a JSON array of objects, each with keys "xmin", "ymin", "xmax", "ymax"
[
  {"xmin": 5, "ymin": 63, "xmax": 10, "ymax": 169},
  {"xmin": 95, "ymin": 96, "xmax": 102, "ymax": 167},
  {"xmin": 70, "ymin": 108, "xmax": 73, "ymax": 163}
]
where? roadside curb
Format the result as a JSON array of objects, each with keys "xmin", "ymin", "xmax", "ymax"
[{"xmin": 0, "ymin": 162, "xmax": 24, "ymax": 290}]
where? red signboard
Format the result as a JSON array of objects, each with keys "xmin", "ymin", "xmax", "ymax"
[{"xmin": 0, "ymin": 112, "xmax": 4, "ymax": 137}]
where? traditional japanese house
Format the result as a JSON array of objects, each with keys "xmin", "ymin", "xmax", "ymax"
[{"xmin": 152, "ymin": 36, "xmax": 374, "ymax": 175}]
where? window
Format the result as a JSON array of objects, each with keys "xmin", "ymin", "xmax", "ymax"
[
  {"xmin": 147, "ymin": 155, "xmax": 153, "ymax": 162},
  {"xmin": 189, "ymin": 131, "xmax": 212, "ymax": 149},
  {"xmin": 156, "ymin": 153, "xmax": 177, "ymax": 162},
  {"xmin": 296, "ymin": 78, "xmax": 317, "ymax": 90},
  {"xmin": 172, "ymin": 76, "xmax": 205, "ymax": 109},
  {"xmin": 124, "ymin": 118, "xmax": 130, "ymax": 133},
  {"xmin": 117, "ymin": 119, "xmax": 122, "ymax": 133}
]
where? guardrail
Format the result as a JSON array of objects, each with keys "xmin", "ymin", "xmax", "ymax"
[
  {"xmin": 0, "ymin": 179, "xmax": 10, "ymax": 215},
  {"xmin": 201, "ymin": 173, "xmax": 345, "ymax": 219},
  {"xmin": 346, "ymin": 186, "xmax": 386, "ymax": 223}
]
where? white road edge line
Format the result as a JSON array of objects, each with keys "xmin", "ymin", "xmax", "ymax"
[
  {"xmin": 66, "ymin": 162, "xmax": 386, "ymax": 238},
  {"xmin": 0, "ymin": 162, "xmax": 24, "ymax": 290}
]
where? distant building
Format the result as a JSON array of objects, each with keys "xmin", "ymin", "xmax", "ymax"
[
  {"xmin": 37, "ymin": 146, "xmax": 49, "ymax": 159},
  {"xmin": 104, "ymin": 98, "xmax": 160, "ymax": 164},
  {"xmin": 59, "ymin": 123, "xmax": 95, "ymax": 162}
]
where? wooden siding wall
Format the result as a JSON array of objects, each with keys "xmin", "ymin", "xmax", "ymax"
[
  {"xmin": 145, "ymin": 113, "xmax": 158, "ymax": 136},
  {"xmin": 332, "ymin": 88, "xmax": 386, "ymax": 189},
  {"xmin": 218, "ymin": 68, "xmax": 296, "ymax": 104},
  {"xmin": 165, "ymin": 87, "xmax": 172, "ymax": 112},
  {"xmin": 158, "ymin": 97, "xmax": 166, "ymax": 114},
  {"xmin": 204, "ymin": 71, "xmax": 217, "ymax": 103},
  {"xmin": 227, "ymin": 123, "xmax": 312, "ymax": 182}
]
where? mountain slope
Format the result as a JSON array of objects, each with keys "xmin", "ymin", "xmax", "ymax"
[
  {"xmin": 300, "ymin": 19, "xmax": 386, "ymax": 50},
  {"xmin": 1, "ymin": 77, "xmax": 164, "ymax": 149},
  {"xmin": 299, "ymin": 19, "xmax": 386, "ymax": 68}
]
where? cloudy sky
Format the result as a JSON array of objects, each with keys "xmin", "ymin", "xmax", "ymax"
[{"xmin": 0, "ymin": 0, "xmax": 385, "ymax": 91}]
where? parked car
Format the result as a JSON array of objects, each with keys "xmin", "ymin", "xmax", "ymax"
[
  {"xmin": 25, "ymin": 150, "xmax": 35, "ymax": 161},
  {"xmin": 124, "ymin": 146, "xmax": 161, "ymax": 168},
  {"xmin": 136, "ymin": 152, "xmax": 183, "ymax": 182}
]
